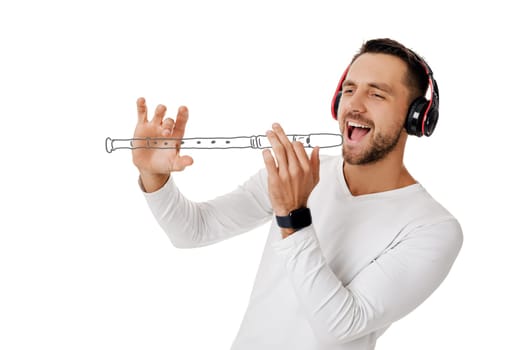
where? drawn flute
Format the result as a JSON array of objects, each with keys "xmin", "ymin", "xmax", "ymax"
[{"xmin": 105, "ymin": 133, "xmax": 342, "ymax": 153}]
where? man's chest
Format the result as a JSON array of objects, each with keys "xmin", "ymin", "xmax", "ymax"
[{"xmin": 308, "ymin": 188, "xmax": 409, "ymax": 285}]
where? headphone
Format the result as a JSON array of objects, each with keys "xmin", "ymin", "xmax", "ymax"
[{"xmin": 330, "ymin": 51, "xmax": 439, "ymax": 137}]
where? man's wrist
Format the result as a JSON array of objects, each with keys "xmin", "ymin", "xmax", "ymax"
[
  {"xmin": 280, "ymin": 228, "xmax": 297, "ymax": 239},
  {"xmin": 139, "ymin": 172, "xmax": 170, "ymax": 193},
  {"xmin": 276, "ymin": 207, "xmax": 312, "ymax": 233}
]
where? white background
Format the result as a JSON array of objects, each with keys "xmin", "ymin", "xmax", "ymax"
[{"xmin": 1, "ymin": 0, "xmax": 523, "ymax": 349}]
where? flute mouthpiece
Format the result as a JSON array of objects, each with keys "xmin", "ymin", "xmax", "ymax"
[{"xmin": 307, "ymin": 133, "xmax": 342, "ymax": 148}]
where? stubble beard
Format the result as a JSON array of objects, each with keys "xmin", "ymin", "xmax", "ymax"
[{"xmin": 342, "ymin": 124, "xmax": 404, "ymax": 166}]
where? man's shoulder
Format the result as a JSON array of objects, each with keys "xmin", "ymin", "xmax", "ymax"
[{"xmin": 405, "ymin": 185, "xmax": 461, "ymax": 231}]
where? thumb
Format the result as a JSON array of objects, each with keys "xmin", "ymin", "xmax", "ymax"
[{"xmin": 172, "ymin": 155, "xmax": 194, "ymax": 171}]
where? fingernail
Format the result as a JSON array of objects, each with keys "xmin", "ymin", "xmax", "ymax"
[{"xmin": 162, "ymin": 129, "xmax": 170, "ymax": 136}]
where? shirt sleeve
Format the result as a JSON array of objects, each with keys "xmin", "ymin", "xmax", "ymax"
[
  {"xmin": 271, "ymin": 218, "xmax": 463, "ymax": 345},
  {"xmin": 142, "ymin": 168, "xmax": 273, "ymax": 248}
]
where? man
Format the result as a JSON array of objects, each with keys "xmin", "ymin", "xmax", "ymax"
[{"xmin": 132, "ymin": 38, "xmax": 463, "ymax": 349}]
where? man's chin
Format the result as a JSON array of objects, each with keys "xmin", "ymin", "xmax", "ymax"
[
  {"xmin": 342, "ymin": 144, "xmax": 392, "ymax": 166},
  {"xmin": 342, "ymin": 147, "xmax": 370, "ymax": 166}
]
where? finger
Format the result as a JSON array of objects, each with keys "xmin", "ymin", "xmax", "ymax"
[
  {"xmin": 161, "ymin": 118, "xmax": 175, "ymax": 137},
  {"xmin": 311, "ymin": 146, "xmax": 320, "ymax": 184},
  {"xmin": 271, "ymin": 123, "xmax": 295, "ymax": 153},
  {"xmin": 173, "ymin": 155, "xmax": 194, "ymax": 171},
  {"xmin": 292, "ymin": 141, "xmax": 310, "ymax": 171},
  {"xmin": 272, "ymin": 123, "xmax": 299, "ymax": 169},
  {"xmin": 266, "ymin": 130, "xmax": 288, "ymax": 170},
  {"xmin": 137, "ymin": 97, "xmax": 148, "ymax": 123},
  {"xmin": 172, "ymin": 106, "xmax": 189, "ymax": 139},
  {"xmin": 152, "ymin": 104, "xmax": 167, "ymax": 125},
  {"xmin": 262, "ymin": 149, "xmax": 278, "ymax": 177}
]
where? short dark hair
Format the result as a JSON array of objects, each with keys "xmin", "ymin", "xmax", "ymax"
[{"xmin": 351, "ymin": 38, "xmax": 428, "ymax": 101}]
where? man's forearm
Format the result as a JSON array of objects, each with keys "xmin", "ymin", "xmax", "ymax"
[{"xmin": 142, "ymin": 167, "xmax": 273, "ymax": 248}]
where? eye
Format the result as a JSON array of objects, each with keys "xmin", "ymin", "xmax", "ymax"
[
  {"xmin": 343, "ymin": 88, "xmax": 354, "ymax": 95},
  {"xmin": 371, "ymin": 92, "xmax": 385, "ymax": 100}
]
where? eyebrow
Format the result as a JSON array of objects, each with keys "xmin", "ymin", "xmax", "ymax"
[{"xmin": 342, "ymin": 80, "xmax": 394, "ymax": 95}]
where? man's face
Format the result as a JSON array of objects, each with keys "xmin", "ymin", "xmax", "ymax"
[{"xmin": 338, "ymin": 53, "xmax": 412, "ymax": 165}]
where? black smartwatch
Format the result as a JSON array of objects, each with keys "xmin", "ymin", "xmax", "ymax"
[{"xmin": 276, "ymin": 207, "xmax": 312, "ymax": 229}]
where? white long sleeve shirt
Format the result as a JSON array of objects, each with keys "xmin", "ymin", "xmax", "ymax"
[{"xmin": 143, "ymin": 155, "xmax": 463, "ymax": 349}]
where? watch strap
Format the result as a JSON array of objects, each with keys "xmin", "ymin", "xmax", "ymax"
[{"xmin": 276, "ymin": 207, "xmax": 312, "ymax": 229}]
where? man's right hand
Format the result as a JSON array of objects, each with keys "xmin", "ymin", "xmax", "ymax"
[{"xmin": 133, "ymin": 97, "xmax": 194, "ymax": 192}]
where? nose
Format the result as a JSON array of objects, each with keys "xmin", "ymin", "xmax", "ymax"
[{"xmin": 344, "ymin": 90, "xmax": 366, "ymax": 114}]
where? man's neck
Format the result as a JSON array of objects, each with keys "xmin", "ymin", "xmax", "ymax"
[{"xmin": 342, "ymin": 154, "xmax": 416, "ymax": 197}]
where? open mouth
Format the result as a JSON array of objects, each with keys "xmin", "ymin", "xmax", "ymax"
[{"xmin": 347, "ymin": 121, "xmax": 371, "ymax": 142}]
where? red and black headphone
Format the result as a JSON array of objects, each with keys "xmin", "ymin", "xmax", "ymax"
[{"xmin": 330, "ymin": 52, "xmax": 439, "ymax": 137}]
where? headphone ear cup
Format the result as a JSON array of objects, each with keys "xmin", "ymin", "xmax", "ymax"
[
  {"xmin": 332, "ymin": 92, "xmax": 342, "ymax": 119},
  {"xmin": 423, "ymin": 107, "xmax": 439, "ymax": 136},
  {"xmin": 405, "ymin": 97, "xmax": 429, "ymax": 137}
]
